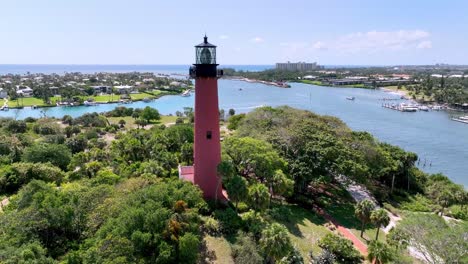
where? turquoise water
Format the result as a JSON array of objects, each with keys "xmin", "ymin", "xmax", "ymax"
[{"xmin": 0, "ymin": 73, "xmax": 466, "ymax": 186}]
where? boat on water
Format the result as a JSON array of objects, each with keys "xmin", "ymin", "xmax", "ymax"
[
  {"xmin": 119, "ymin": 99, "xmax": 132, "ymax": 104},
  {"xmin": 346, "ymin": 96, "xmax": 355, "ymax": 100},
  {"xmin": 0, "ymin": 106, "xmax": 9, "ymax": 111},
  {"xmin": 84, "ymin": 101, "xmax": 97, "ymax": 106},
  {"xmin": 399, "ymin": 103, "xmax": 418, "ymax": 112},
  {"xmin": 452, "ymin": 116, "xmax": 468, "ymax": 124},
  {"xmin": 181, "ymin": 90, "xmax": 191, "ymax": 97},
  {"xmin": 419, "ymin": 105, "xmax": 429, "ymax": 111},
  {"xmin": 239, "ymin": 88, "xmax": 243, "ymax": 91},
  {"xmin": 143, "ymin": 97, "xmax": 151, "ymax": 103}
]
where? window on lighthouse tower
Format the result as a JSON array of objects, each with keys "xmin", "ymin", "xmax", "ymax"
[{"xmin": 200, "ymin": 48, "xmax": 212, "ymax": 64}]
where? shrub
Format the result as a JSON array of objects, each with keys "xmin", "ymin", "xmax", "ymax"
[
  {"xmin": 448, "ymin": 204, "xmax": 467, "ymax": 220},
  {"xmin": 43, "ymin": 134, "xmax": 66, "ymax": 144},
  {"xmin": 0, "ymin": 162, "xmax": 65, "ymax": 194},
  {"xmin": 178, "ymin": 232, "xmax": 200, "ymax": 264},
  {"xmin": 32, "ymin": 120, "xmax": 61, "ymax": 135},
  {"xmin": 61, "ymin": 115, "xmax": 73, "ymax": 125},
  {"xmin": 213, "ymin": 208, "xmax": 243, "ymax": 235},
  {"xmin": 240, "ymin": 210, "xmax": 267, "ymax": 238},
  {"xmin": 318, "ymin": 233, "xmax": 362, "ymax": 264},
  {"xmin": 92, "ymin": 169, "xmax": 120, "ymax": 185},
  {"xmin": 202, "ymin": 216, "xmax": 221, "ymax": 236},
  {"xmin": 268, "ymin": 206, "xmax": 293, "ymax": 222},
  {"xmin": 24, "ymin": 117, "xmax": 37, "ymax": 123},
  {"xmin": 6, "ymin": 120, "xmax": 27, "ymax": 133},
  {"xmin": 231, "ymin": 233, "xmax": 262, "ymax": 264},
  {"xmin": 74, "ymin": 113, "xmax": 107, "ymax": 127},
  {"xmin": 399, "ymin": 194, "xmax": 433, "ymax": 212},
  {"xmin": 227, "ymin": 113, "xmax": 246, "ymax": 130},
  {"xmin": 22, "ymin": 143, "xmax": 71, "ymax": 170}
]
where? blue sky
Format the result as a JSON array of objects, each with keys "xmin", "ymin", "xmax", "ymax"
[{"xmin": 1, "ymin": 0, "xmax": 467, "ymax": 65}]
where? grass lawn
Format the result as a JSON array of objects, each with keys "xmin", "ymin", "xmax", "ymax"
[
  {"xmin": 84, "ymin": 94, "xmax": 115, "ymax": 102},
  {"xmin": 203, "ymin": 235, "xmax": 234, "ymax": 264},
  {"xmin": 130, "ymin": 93, "xmax": 155, "ymax": 100},
  {"xmin": 205, "ymin": 203, "xmax": 332, "ymax": 262},
  {"xmin": 9, "ymin": 97, "xmax": 51, "ymax": 107},
  {"xmin": 300, "ymin": 80, "xmax": 324, "ymax": 86},
  {"xmin": 324, "ymin": 202, "xmax": 386, "ymax": 244},
  {"xmin": 274, "ymin": 204, "xmax": 331, "ymax": 258},
  {"xmin": 83, "ymin": 92, "xmax": 163, "ymax": 102}
]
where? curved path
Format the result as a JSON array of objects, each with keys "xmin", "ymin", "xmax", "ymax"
[{"xmin": 313, "ymin": 205, "xmax": 368, "ymax": 256}]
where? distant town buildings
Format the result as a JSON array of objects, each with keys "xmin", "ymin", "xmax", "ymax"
[{"xmin": 276, "ymin": 61, "xmax": 322, "ymax": 71}]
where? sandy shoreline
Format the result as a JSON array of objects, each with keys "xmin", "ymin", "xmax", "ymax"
[{"xmin": 379, "ymin": 87, "xmax": 409, "ymax": 97}]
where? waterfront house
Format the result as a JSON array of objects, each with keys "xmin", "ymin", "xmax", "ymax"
[
  {"xmin": 91, "ymin": 85, "xmax": 111, "ymax": 94},
  {"xmin": 114, "ymin": 85, "xmax": 134, "ymax": 94},
  {"xmin": 16, "ymin": 86, "xmax": 33, "ymax": 97}
]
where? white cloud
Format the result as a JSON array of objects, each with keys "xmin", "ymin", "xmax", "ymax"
[
  {"xmin": 251, "ymin": 37, "xmax": 264, "ymax": 43},
  {"xmin": 219, "ymin": 35, "xmax": 229, "ymax": 40},
  {"xmin": 417, "ymin": 40, "xmax": 432, "ymax": 49},
  {"xmin": 334, "ymin": 30, "xmax": 431, "ymax": 53},
  {"xmin": 312, "ymin": 41, "xmax": 327, "ymax": 50}
]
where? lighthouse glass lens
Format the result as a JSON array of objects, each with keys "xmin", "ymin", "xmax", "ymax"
[{"xmin": 200, "ymin": 48, "xmax": 212, "ymax": 64}]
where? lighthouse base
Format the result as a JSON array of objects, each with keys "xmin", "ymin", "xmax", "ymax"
[{"xmin": 178, "ymin": 165, "xmax": 227, "ymax": 201}]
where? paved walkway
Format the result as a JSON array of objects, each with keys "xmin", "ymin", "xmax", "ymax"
[{"xmin": 313, "ymin": 205, "xmax": 368, "ymax": 256}]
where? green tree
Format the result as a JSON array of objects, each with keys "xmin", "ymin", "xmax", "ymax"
[
  {"xmin": 260, "ymin": 223, "xmax": 292, "ymax": 263},
  {"xmin": 270, "ymin": 169, "xmax": 294, "ymax": 202},
  {"xmin": 247, "ymin": 183, "xmax": 270, "ymax": 211},
  {"xmin": 370, "ymin": 209, "xmax": 390, "ymax": 240},
  {"xmin": 118, "ymin": 119, "xmax": 126, "ymax": 128},
  {"xmin": 22, "ymin": 143, "xmax": 71, "ymax": 170},
  {"xmin": 367, "ymin": 241, "xmax": 394, "ymax": 264},
  {"xmin": 354, "ymin": 199, "xmax": 375, "ymax": 238},
  {"xmin": 227, "ymin": 113, "xmax": 246, "ymax": 130},
  {"xmin": 318, "ymin": 233, "xmax": 362, "ymax": 264},
  {"xmin": 225, "ymin": 175, "xmax": 248, "ymax": 210},
  {"xmin": 231, "ymin": 233, "xmax": 263, "ymax": 264},
  {"xmin": 178, "ymin": 232, "xmax": 200, "ymax": 264},
  {"xmin": 140, "ymin": 106, "xmax": 160, "ymax": 123}
]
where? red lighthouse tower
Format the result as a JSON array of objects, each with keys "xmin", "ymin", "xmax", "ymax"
[{"xmin": 183, "ymin": 35, "xmax": 224, "ymax": 200}]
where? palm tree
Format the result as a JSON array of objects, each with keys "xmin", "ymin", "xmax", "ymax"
[
  {"xmin": 368, "ymin": 241, "xmax": 393, "ymax": 264},
  {"xmin": 259, "ymin": 223, "xmax": 292, "ymax": 263},
  {"xmin": 370, "ymin": 209, "xmax": 390, "ymax": 240},
  {"xmin": 354, "ymin": 199, "xmax": 375, "ymax": 238}
]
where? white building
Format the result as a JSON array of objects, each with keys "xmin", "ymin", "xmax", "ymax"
[
  {"xmin": 16, "ymin": 86, "xmax": 33, "ymax": 97},
  {"xmin": 113, "ymin": 85, "xmax": 134, "ymax": 94},
  {"xmin": 276, "ymin": 61, "xmax": 320, "ymax": 71}
]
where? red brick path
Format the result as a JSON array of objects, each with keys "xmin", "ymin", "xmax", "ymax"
[{"xmin": 313, "ymin": 205, "xmax": 368, "ymax": 256}]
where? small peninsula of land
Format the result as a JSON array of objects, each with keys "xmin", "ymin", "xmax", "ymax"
[{"xmin": 0, "ymin": 72, "xmax": 192, "ymax": 110}]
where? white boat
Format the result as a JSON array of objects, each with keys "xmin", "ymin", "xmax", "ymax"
[
  {"xmin": 399, "ymin": 103, "xmax": 418, "ymax": 112},
  {"xmin": 84, "ymin": 101, "xmax": 97, "ymax": 106},
  {"xmin": 181, "ymin": 90, "xmax": 191, "ymax": 97},
  {"xmin": 346, "ymin": 96, "xmax": 355, "ymax": 100},
  {"xmin": 452, "ymin": 116, "xmax": 468, "ymax": 124},
  {"xmin": 419, "ymin": 106, "xmax": 429, "ymax": 111}
]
